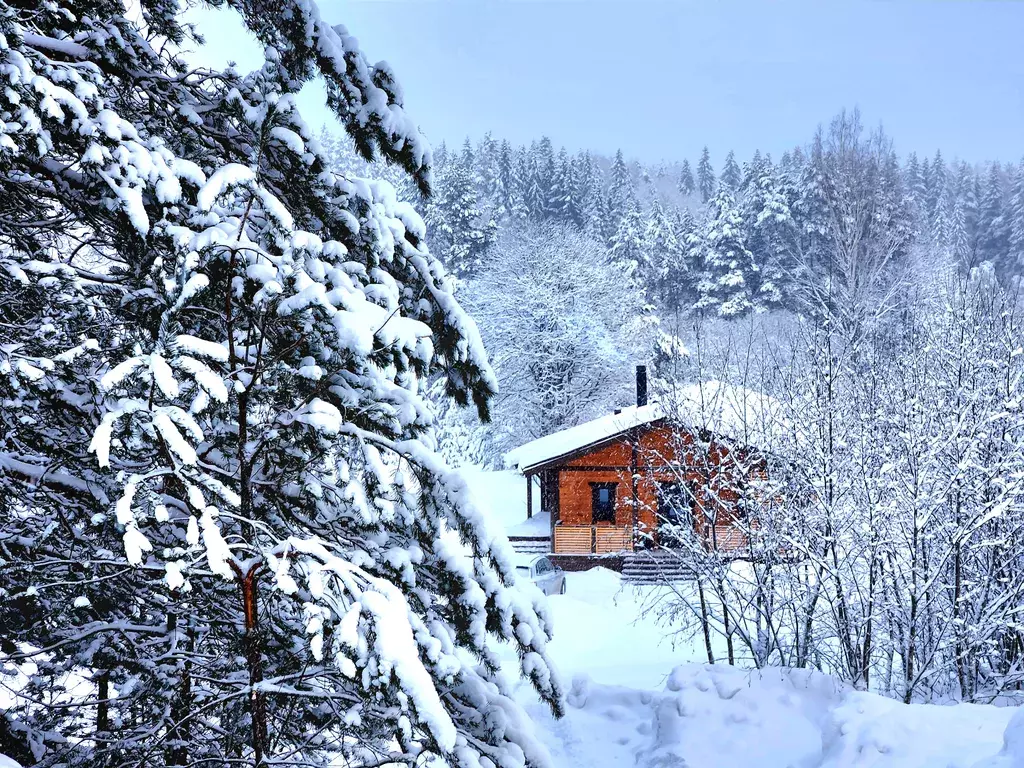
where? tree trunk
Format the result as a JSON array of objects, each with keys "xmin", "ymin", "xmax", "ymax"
[
  {"xmin": 166, "ymin": 608, "xmax": 193, "ymax": 766},
  {"xmin": 697, "ymin": 581, "xmax": 715, "ymax": 664},
  {"xmin": 97, "ymin": 669, "xmax": 110, "ymax": 735},
  {"xmin": 240, "ymin": 564, "xmax": 267, "ymax": 767}
]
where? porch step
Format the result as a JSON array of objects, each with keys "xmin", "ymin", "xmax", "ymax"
[
  {"xmin": 622, "ymin": 550, "xmax": 695, "ymax": 585},
  {"xmin": 509, "ymin": 537, "xmax": 551, "ymax": 556}
]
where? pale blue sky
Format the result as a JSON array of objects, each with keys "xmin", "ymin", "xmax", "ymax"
[{"xmin": 189, "ymin": 1, "xmax": 1024, "ymax": 165}]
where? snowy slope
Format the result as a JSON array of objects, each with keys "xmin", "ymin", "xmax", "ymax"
[
  {"xmin": 456, "ymin": 465, "xmax": 549, "ymax": 535},
  {"xmin": 503, "ymin": 569, "xmax": 1020, "ymax": 768}
]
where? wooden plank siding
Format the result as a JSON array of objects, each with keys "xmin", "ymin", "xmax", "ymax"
[
  {"xmin": 549, "ymin": 422, "xmax": 761, "ymax": 555},
  {"xmin": 552, "ymin": 525, "xmax": 634, "ymax": 555},
  {"xmin": 553, "ymin": 526, "xmax": 595, "ymax": 554}
]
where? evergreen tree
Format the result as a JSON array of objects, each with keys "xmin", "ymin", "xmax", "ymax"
[
  {"xmin": 596, "ymin": 189, "xmax": 619, "ymax": 246},
  {"xmin": 1008, "ymin": 160, "xmax": 1024, "ymax": 276},
  {"xmin": 495, "ymin": 139, "xmax": 527, "ymax": 220},
  {"xmin": 905, "ymin": 152, "xmax": 927, "ymax": 218},
  {"xmin": 574, "ymin": 151, "xmax": 601, "ymax": 231},
  {"xmin": 461, "ymin": 136, "xmax": 475, "ymax": 167},
  {"xmin": 693, "ymin": 188, "xmax": 758, "ymax": 317},
  {"xmin": 926, "ymin": 149, "xmax": 947, "ymax": 221},
  {"xmin": 742, "ymin": 150, "xmax": 764, "ymax": 191},
  {"xmin": 956, "ymin": 162, "xmax": 981, "ymax": 259},
  {"xmin": 678, "ymin": 159, "xmax": 696, "ymax": 197},
  {"xmin": 548, "ymin": 147, "xmax": 574, "ymax": 223},
  {"xmin": 435, "ymin": 139, "xmax": 450, "ymax": 170},
  {"xmin": 721, "ymin": 150, "xmax": 742, "ymax": 191},
  {"xmin": 425, "ymin": 157, "xmax": 497, "ymax": 278},
  {"xmin": 879, "ymin": 149, "xmax": 915, "ymax": 261},
  {"xmin": 932, "ymin": 183, "xmax": 954, "ymax": 255},
  {"xmin": 0, "ymin": 3, "xmax": 563, "ymax": 766},
  {"xmin": 609, "ymin": 149, "xmax": 635, "ymax": 223},
  {"xmin": 697, "ymin": 146, "xmax": 716, "ymax": 203},
  {"xmin": 950, "ymin": 195, "xmax": 971, "ymax": 267},
  {"xmin": 523, "ymin": 140, "xmax": 546, "ymax": 219},
  {"xmin": 790, "ymin": 133, "xmax": 832, "ymax": 305},
  {"xmin": 645, "ymin": 200, "xmax": 685, "ymax": 311},
  {"xmin": 473, "ymin": 132, "xmax": 500, "ymax": 208},
  {"xmin": 741, "ymin": 157, "xmax": 799, "ymax": 309},
  {"xmin": 608, "ymin": 200, "xmax": 650, "ymax": 285},
  {"xmin": 535, "ymin": 136, "xmax": 557, "ymax": 219},
  {"xmin": 977, "ymin": 162, "xmax": 1009, "ymax": 268}
]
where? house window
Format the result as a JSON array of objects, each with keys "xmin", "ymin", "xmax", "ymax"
[{"xmin": 590, "ymin": 482, "xmax": 617, "ymax": 524}]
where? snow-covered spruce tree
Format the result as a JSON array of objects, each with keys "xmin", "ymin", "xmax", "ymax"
[
  {"xmin": 678, "ymin": 159, "xmax": 696, "ymax": 198},
  {"xmin": 607, "ymin": 201, "xmax": 651, "ymax": 286},
  {"xmin": 645, "ymin": 199, "xmax": 685, "ymax": 312},
  {"xmin": 739, "ymin": 155, "xmax": 800, "ymax": 310},
  {"xmin": 524, "ymin": 137, "xmax": 555, "ymax": 222},
  {"xmin": 977, "ymin": 162, "xmax": 1010, "ymax": 272},
  {"xmin": 424, "ymin": 154, "xmax": 496, "ymax": 278},
  {"xmin": 697, "ymin": 146, "xmax": 716, "ymax": 204},
  {"xmin": 791, "ymin": 112, "xmax": 913, "ymax": 337},
  {"xmin": 0, "ymin": 2, "xmax": 563, "ymax": 766},
  {"xmin": 1009, "ymin": 160, "xmax": 1024, "ymax": 276},
  {"xmin": 569, "ymin": 151, "xmax": 593, "ymax": 231},
  {"xmin": 607, "ymin": 149, "xmax": 634, "ymax": 228},
  {"xmin": 720, "ymin": 150, "xmax": 742, "ymax": 191},
  {"xmin": 692, "ymin": 188, "xmax": 759, "ymax": 318},
  {"xmin": 546, "ymin": 147, "xmax": 573, "ymax": 225},
  {"xmin": 494, "ymin": 139, "xmax": 527, "ymax": 222}
]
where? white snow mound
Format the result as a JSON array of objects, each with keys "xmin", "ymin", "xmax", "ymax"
[{"xmin": 519, "ymin": 663, "xmax": 1018, "ymax": 768}]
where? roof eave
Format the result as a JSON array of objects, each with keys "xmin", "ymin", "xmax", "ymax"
[{"xmin": 514, "ymin": 417, "xmax": 668, "ymax": 475}]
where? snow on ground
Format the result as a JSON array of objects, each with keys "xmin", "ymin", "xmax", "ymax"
[
  {"xmin": 506, "ymin": 510, "xmax": 551, "ymax": 538},
  {"xmin": 458, "ymin": 465, "xmax": 554, "ymax": 539},
  {"xmin": 500, "ymin": 568, "xmax": 1019, "ymax": 768},
  {"xmin": 455, "ymin": 467, "xmax": 1023, "ymax": 767}
]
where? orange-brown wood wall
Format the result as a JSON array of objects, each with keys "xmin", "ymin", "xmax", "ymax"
[{"xmin": 553, "ymin": 424, "xmax": 755, "ymax": 543}]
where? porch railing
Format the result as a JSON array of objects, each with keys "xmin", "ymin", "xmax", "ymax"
[{"xmin": 553, "ymin": 525, "xmax": 634, "ymax": 555}]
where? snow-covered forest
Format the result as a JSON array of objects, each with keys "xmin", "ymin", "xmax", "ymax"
[
  {"xmin": 331, "ymin": 114, "xmax": 1024, "ymax": 708},
  {"xmin": 3, "ymin": 0, "xmax": 1024, "ymax": 766}
]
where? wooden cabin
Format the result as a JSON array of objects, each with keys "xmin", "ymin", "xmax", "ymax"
[{"xmin": 505, "ymin": 367, "xmax": 772, "ymax": 558}]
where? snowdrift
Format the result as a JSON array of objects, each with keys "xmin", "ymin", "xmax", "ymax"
[{"xmin": 520, "ymin": 663, "xmax": 1017, "ymax": 768}]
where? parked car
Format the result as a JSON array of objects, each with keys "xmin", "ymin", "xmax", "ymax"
[{"xmin": 514, "ymin": 555, "xmax": 566, "ymax": 596}]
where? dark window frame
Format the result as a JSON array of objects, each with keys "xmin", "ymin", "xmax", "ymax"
[
  {"xmin": 540, "ymin": 470, "xmax": 557, "ymax": 512},
  {"xmin": 590, "ymin": 482, "xmax": 618, "ymax": 524}
]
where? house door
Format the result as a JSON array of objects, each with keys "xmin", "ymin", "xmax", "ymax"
[
  {"xmin": 657, "ymin": 481, "xmax": 694, "ymax": 547},
  {"xmin": 590, "ymin": 482, "xmax": 617, "ymax": 525}
]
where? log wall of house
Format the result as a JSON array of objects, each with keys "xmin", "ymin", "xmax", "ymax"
[{"xmin": 552, "ymin": 423, "xmax": 755, "ymax": 547}]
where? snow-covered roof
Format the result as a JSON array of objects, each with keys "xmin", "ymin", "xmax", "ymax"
[
  {"xmin": 505, "ymin": 403, "xmax": 665, "ymax": 472},
  {"xmin": 670, "ymin": 381, "xmax": 785, "ymax": 450},
  {"xmin": 504, "ymin": 382, "xmax": 785, "ymax": 473}
]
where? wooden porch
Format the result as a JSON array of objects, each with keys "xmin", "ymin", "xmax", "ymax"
[{"xmin": 552, "ymin": 524, "xmax": 634, "ymax": 555}]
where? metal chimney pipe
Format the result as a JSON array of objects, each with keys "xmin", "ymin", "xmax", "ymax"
[{"xmin": 636, "ymin": 365, "xmax": 648, "ymax": 407}]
